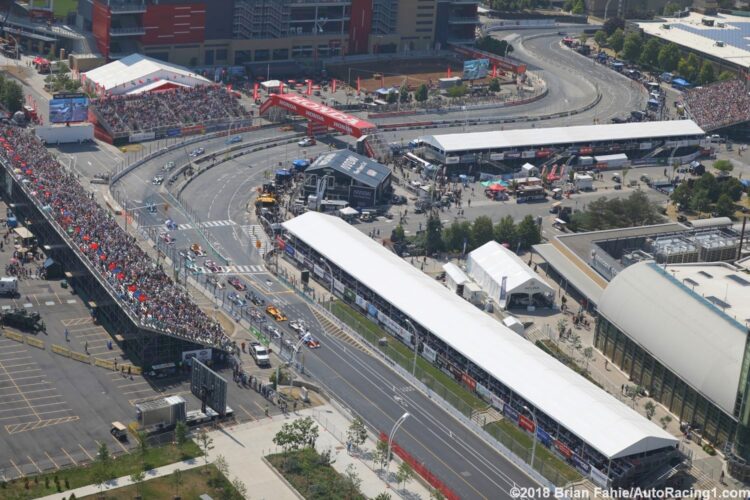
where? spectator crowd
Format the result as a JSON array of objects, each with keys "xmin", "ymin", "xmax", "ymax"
[
  {"xmin": 683, "ymin": 79, "xmax": 750, "ymax": 131},
  {"xmin": 92, "ymin": 85, "xmax": 252, "ymax": 135},
  {"xmin": 0, "ymin": 126, "xmax": 232, "ymax": 351}
]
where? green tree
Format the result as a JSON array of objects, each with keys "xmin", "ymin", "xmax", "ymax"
[
  {"xmin": 386, "ymin": 91, "xmax": 398, "ymax": 104},
  {"xmin": 671, "ymin": 182, "xmax": 692, "ymax": 208},
  {"xmin": 231, "ymin": 477, "xmax": 249, "ymax": 499},
  {"xmin": 620, "ymin": 32, "xmax": 642, "ymax": 62},
  {"xmin": 715, "ymin": 194, "xmax": 735, "ymax": 217},
  {"xmin": 582, "ymin": 346, "xmax": 594, "ymax": 372},
  {"xmin": 578, "ymin": 33, "xmax": 588, "ymax": 44},
  {"xmin": 494, "ymin": 215, "xmax": 518, "ymax": 248},
  {"xmin": 660, "ymin": 415, "xmax": 673, "ymax": 430},
  {"xmin": 447, "ymin": 85, "xmax": 467, "ymax": 99},
  {"xmin": 1, "ymin": 80, "xmax": 24, "ymax": 113},
  {"xmin": 93, "ymin": 443, "xmax": 112, "ymax": 495},
  {"xmin": 273, "ymin": 416, "xmax": 320, "ymax": 452},
  {"xmin": 516, "ymin": 215, "xmax": 541, "ymax": 249},
  {"xmin": 175, "ymin": 421, "xmax": 188, "ymax": 447},
  {"xmin": 603, "ymin": 17, "xmax": 625, "ymax": 35},
  {"xmin": 663, "ymin": 1, "xmax": 681, "ymax": 14},
  {"xmin": 442, "ymin": 220, "xmax": 471, "ymax": 252},
  {"xmin": 215, "ymin": 454, "xmax": 230, "ymax": 478},
  {"xmin": 424, "ymin": 212, "xmax": 444, "ymax": 255},
  {"xmin": 640, "ymin": 38, "xmax": 661, "ymax": 67},
  {"xmin": 607, "ymin": 28, "xmax": 625, "ymax": 53},
  {"xmin": 471, "ymin": 215, "xmax": 495, "ymax": 248},
  {"xmin": 347, "ymin": 416, "xmax": 368, "ymax": 450},
  {"xmin": 690, "ymin": 189, "xmax": 712, "ymax": 213},
  {"xmin": 415, "ymin": 84, "xmax": 428, "ymax": 102},
  {"xmin": 399, "ymin": 84, "xmax": 410, "ymax": 103},
  {"xmin": 718, "ymin": 70, "xmax": 735, "ymax": 81},
  {"xmin": 658, "ymin": 43, "xmax": 680, "ymax": 72},
  {"xmin": 698, "ymin": 61, "xmax": 715, "ymax": 84},
  {"xmin": 171, "ymin": 469, "xmax": 183, "ymax": 498},
  {"xmin": 644, "ymin": 401, "xmax": 656, "ymax": 420},
  {"xmin": 396, "ymin": 461, "xmax": 414, "ymax": 490},
  {"xmin": 488, "ymin": 78, "xmax": 501, "ymax": 92},
  {"xmin": 720, "ymin": 177, "xmax": 744, "ymax": 202},
  {"xmin": 344, "ymin": 463, "xmax": 363, "ymax": 497},
  {"xmin": 571, "ymin": 0, "xmax": 585, "ymax": 14},
  {"xmin": 196, "ymin": 428, "xmax": 214, "ymax": 470},
  {"xmin": 136, "ymin": 430, "xmax": 149, "ymax": 463},
  {"xmin": 594, "ymin": 30, "xmax": 608, "ymax": 47},
  {"xmin": 713, "ymin": 159, "xmax": 734, "ymax": 174},
  {"xmin": 374, "ymin": 438, "xmax": 390, "ymax": 470},
  {"xmin": 129, "ymin": 470, "xmax": 145, "ymax": 499},
  {"xmin": 391, "ymin": 224, "xmax": 406, "ymax": 243},
  {"xmin": 375, "ymin": 493, "xmax": 393, "ymax": 500}
]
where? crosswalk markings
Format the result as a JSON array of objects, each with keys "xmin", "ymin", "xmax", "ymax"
[
  {"xmin": 219, "ymin": 265, "xmax": 265, "ymax": 274},
  {"xmin": 242, "ymin": 225, "xmax": 269, "ymax": 256},
  {"xmin": 310, "ymin": 309, "xmax": 369, "ymax": 354},
  {"xmin": 178, "ymin": 219, "xmax": 237, "ymax": 230}
]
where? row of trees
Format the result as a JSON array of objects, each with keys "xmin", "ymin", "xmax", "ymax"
[
  {"xmin": 393, "ymin": 213, "xmax": 542, "ymax": 255},
  {"xmin": 489, "ymin": 0, "xmax": 551, "ymax": 13},
  {"xmin": 567, "ymin": 191, "xmax": 665, "ymax": 232},
  {"xmin": 592, "ymin": 25, "xmax": 734, "ymax": 85},
  {"xmin": 0, "ymin": 75, "xmax": 24, "ymax": 113},
  {"xmin": 476, "ymin": 37, "xmax": 514, "ymax": 58},
  {"xmin": 671, "ymin": 169, "xmax": 745, "ymax": 216}
]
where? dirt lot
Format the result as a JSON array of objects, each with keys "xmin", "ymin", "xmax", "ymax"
[{"xmin": 328, "ymin": 58, "xmax": 505, "ymax": 92}]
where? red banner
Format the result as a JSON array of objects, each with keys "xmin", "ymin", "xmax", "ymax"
[
  {"xmin": 253, "ymin": 83, "xmax": 259, "ymax": 101},
  {"xmin": 461, "ymin": 372, "xmax": 476, "ymax": 391},
  {"xmin": 579, "ymin": 147, "xmax": 593, "ymax": 155},
  {"xmin": 261, "ymin": 93, "xmax": 376, "ymax": 138},
  {"xmin": 306, "ymin": 79, "xmax": 312, "ymax": 96},
  {"xmin": 554, "ymin": 439, "xmax": 573, "ymax": 459},
  {"xmin": 181, "ymin": 125, "xmax": 205, "ymax": 136},
  {"xmin": 519, "ymin": 414, "xmax": 535, "ymax": 433}
]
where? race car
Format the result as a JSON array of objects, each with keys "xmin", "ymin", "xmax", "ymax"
[
  {"xmin": 204, "ymin": 259, "xmax": 221, "ymax": 273},
  {"xmin": 265, "ymin": 305, "xmax": 287, "ymax": 322},
  {"xmin": 289, "ymin": 320, "xmax": 306, "ymax": 334},
  {"xmin": 159, "ymin": 232, "xmax": 175, "ymax": 245},
  {"xmin": 227, "ymin": 276, "xmax": 247, "ymax": 291},
  {"xmin": 302, "ymin": 333, "xmax": 320, "ymax": 349},
  {"xmin": 227, "ymin": 292, "xmax": 246, "ymax": 307},
  {"xmin": 190, "ymin": 243, "xmax": 205, "ymax": 256}
]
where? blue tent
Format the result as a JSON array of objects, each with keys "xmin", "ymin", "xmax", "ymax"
[
  {"xmin": 741, "ymin": 179, "xmax": 750, "ymax": 188},
  {"xmin": 292, "ymin": 159, "xmax": 310, "ymax": 170},
  {"xmin": 275, "ymin": 169, "xmax": 292, "ymax": 177},
  {"xmin": 672, "ymin": 78, "xmax": 691, "ymax": 88}
]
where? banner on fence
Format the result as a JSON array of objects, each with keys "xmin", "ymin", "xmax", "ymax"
[{"xmin": 129, "ymin": 131, "xmax": 156, "ymax": 143}]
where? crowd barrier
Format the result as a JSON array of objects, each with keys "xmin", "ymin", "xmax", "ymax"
[
  {"xmin": 25, "ymin": 336, "xmax": 45, "ymax": 349},
  {"xmin": 4, "ymin": 330, "xmax": 24, "ymax": 342}
]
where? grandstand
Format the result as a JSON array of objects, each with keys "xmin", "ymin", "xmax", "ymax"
[
  {"xmin": 683, "ymin": 79, "xmax": 750, "ymax": 131},
  {"xmin": 89, "ymin": 85, "xmax": 252, "ymax": 141}
]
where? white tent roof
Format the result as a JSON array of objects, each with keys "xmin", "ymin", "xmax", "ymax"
[
  {"xmin": 599, "ymin": 262, "xmax": 748, "ymax": 416},
  {"xmin": 283, "ymin": 212, "xmax": 678, "ymax": 459},
  {"xmin": 419, "ymin": 120, "xmax": 704, "ymax": 154},
  {"xmin": 466, "ymin": 241, "xmax": 554, "ymax": 300},
  {"xmin": 339, "ymin": 206, "xmax": 359, "ymax": 216},
  {"xmin": 443, "ymin": 262, "xmax": 469, "ymax": 286},
  {"xmin": 83, "ymin": 54, "xmax": 210, "ymax": 94},
  {"xmin": 126, "ymin": 79, "xmax": 190, "ymax": 95}
]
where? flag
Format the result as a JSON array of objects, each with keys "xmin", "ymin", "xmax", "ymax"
[
  {"xmin": 306, "ymin": 80, "xmax": 312, "ymax": 96},
  {"xmin": 332, "ymin": 79, "xmax": 336, "ymax": 93},
  {"xmin": 447, "ymin": 67, "xmax": 452, "ymax": 78},
  {"xmin": 253, "ymin": 82, "xmax": 259, "ymax": 100},
  {"xmin": 492, "ymin": 65, "xmax": 497, "ymax": 78},
  {"xmin": 356, "ymin": 77, "xmax": 361, "ymax": 93}
]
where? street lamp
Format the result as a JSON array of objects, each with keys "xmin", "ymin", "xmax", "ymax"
[
  {"xmin": 386, "ymin": 412, "xmax": 410, "ymax": 482},
  {"xmin": 319, "ymin": 257, "xmax": 334, "ymax": 311},
  {"xmin": 405, "ymin": 318, "xmax": 419, "ymax": 376},
  {"xmin": 523, "ymin": 405, "xmax": 538, "ymax": 471}
]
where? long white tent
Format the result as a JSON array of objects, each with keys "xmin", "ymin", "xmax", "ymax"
[
  {"xmin": 419, "ymin": 120, "xmax": 705, "ymax": 154},
  {"xmin": 283, "ymin": 212, "xmax": 678, "ymax": 460},
  {"xmin": 466, "ymin": 241, "xmax": 554, "ymax": 309}
]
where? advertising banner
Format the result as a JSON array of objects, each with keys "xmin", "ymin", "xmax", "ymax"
[
  {"xmin": 333, "ymin": 279, "xmax": 345, "ymax": 294},
  {"xmin": 313, "ymin": 264, "xmax": 325, "ymax": 278},
  {"xmin": 422, "ymin": 344, "xmax": 437, "ymax": 363},
  {"xmin": 167, "ymin": 128, "xmax": 181, "ymax": 137},
  {"xmin": 503, "ymin": 403, "xmax": 519, "ymax": 423},
  {"xmin": 284, "ymin": 245, "xmax": 295, "ymax": 257},
  {"xmin": 590, "ymin": 466, "xmax": 609, "ymax": 488},
  {"xmin": 553, "ymin": 439, "xmax": 573, "ymax": 459},
  {"xmin": 267, "ymin": 94, "xmax": 376, "ymax": 137},
  {"xmin": 129, "ymin": 131, "xmax": 156, "ymax": 143},
  {"xmin": 572, "ymin": 454, "xmax": 591, "ymax": 474},
  {"xmin": 461, "ymin": 372, "xmax": 477, "ymax": 391},
  {"xmin": 295, "ymin": 250, "xmax": 305, "ymax": 264},
  {"xmin": 463, "ymin": 59, "xmax": 490, "ymax": 80},
  {"xmin": 344, "ymin": 288, "xmax": 356, "ymax": 303},
  {"xmin": 182, "ymin": 348, "xmax": 212, "ymax": 364},
  {"xmin": 519, "ymin": 414, "xmax": 535, "ymax": 433},
  {"xmin": 445, "ymin": 156, "xmax": 460, "ymax": 164},
  {"xmin": 366, "ymin": 303, "xmax": 378, "ymax": 319},
  {"xmin": 490, "ymin": 393, "xmax": 504, "ymax": 411},
  {"xmin": 536, "ymin": 427, "xmax": 552, "ymax": 447},
  {"xmin": 355, "ymin": 294, "xmax": 367, "ymax": 310},
  {"xmin": 475, "ymin": 382, "xmax": 491, "ymax": 399},
  {"xmin": 489, "ymin": 153, "xmax": 505, "ymax": 161}
]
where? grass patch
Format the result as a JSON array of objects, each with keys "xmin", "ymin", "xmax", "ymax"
[
  {"xmin": 0, "ymin": 441, "xmax": 201, "ymax": 496},
  {"xmin": 80, "ymin": 464, "xmax": 242, "ymax": 499},
  {"xmin": 52, "ymin": 0, "xmax": 78, "ymax": 19},
  {"xmin": 266, "ymin": 448, "xmax": 366, "ymax": 500},
  {"xmin": 484, "ymin": 420, "xmax": 581, "ymax": 484},
  {"xmin": 331, "ymin": 301, "xmax": 485, "ymax": 411}
]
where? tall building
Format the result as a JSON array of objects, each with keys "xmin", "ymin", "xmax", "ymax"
[{"xmin": 77, "ymin": 0, "xmax": 479, "ymax": 66}]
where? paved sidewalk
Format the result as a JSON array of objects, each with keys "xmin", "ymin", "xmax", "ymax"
[{"xmin": 38, "ymin": 403, "xmax": 430, "ymax": 500}]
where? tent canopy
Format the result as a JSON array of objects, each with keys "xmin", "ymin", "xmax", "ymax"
[{"xmin": 339, "ymin": 206, "xmax": 359, "ymax": 216}]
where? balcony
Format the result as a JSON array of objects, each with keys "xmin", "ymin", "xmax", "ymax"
[
  {"xmin": 448, "ymin": 16, "xmax": 480, "ymax": 24},
  {"xmin": 109, "ymin": 1, "xmax": 147, "ymax": 14},
  {"xmin": 110, "ymin": 26, "xmax": 146, "ymax": 36}
]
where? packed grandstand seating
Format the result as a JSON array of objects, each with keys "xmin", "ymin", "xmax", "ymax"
[
  {"xmin": 683, "ymin": 79, "xmax": 750, "ymax": 131},
  {"xmin": 91, "ymin": 85, "xmax": 252, "ymax": 135},
  {"xmin": 0, "ymin": 126, "xmax": 232, "ymax": 351}
]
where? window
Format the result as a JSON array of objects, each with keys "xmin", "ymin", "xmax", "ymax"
[
  {"xmin": 272, "ymin": 48, "xmax": 289, "ymax": 60},
  {"xmin": 204, "ymin": 50, "xmax": 214, "ymax": 65},
  {"xmin": 216, "ymin": 49, "xmax": 228, "ymax": 61},
  {"xmin": 254, "ymin": 49, "xmax": 270, "ymax": 61}
]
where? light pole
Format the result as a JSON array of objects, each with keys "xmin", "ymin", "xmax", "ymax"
[
  {"xmin": 523, "ymin": 405, "xmax": 538, "ymax": 471},
  {"xmin": 319, "ymin": 257, "xmax": 334, "ymax": 311},
  {"xmin": 405, "ymin": 318, "xmax": 419, "ymax": 376},
  {"xmin": 386, "ymin": 412, "xmax": 410, "ymax": 482}
]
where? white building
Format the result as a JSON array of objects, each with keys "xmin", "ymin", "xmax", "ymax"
[{"xmin": 466, "ymin": 241, "xmax": 554, "ymax": 310}]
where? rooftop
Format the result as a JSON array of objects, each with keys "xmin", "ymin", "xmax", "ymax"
[
  {"xmin": 599, "ymin": 262, "xmax": 750, "ymax": 415},
  {"xmin": 419, "ymin": 120, "xmax": 705, "ymax": 154},
  {"xmin": 83, "ymin": 53, "xmax": 210, "ymax": 93},
  {"xmin": 637, "ymin": 12, "xmax": 750, "ymax": 69},
  {"xmin": 305, "ymin": 150, "xmax": 391, "ymax": 188},
  {"xmin": 283, "ymin": 212, "xmax": 678, "ymax": 460}
]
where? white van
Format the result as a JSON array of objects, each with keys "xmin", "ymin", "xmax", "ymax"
[{"xmin": 0, "ymin": 277, "xmax": 18, "ymax": 296}]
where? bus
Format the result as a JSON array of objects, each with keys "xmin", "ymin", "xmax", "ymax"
[{"xmin": 516, "ymin": 185, "xmax": 547, "ymax": 203}]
